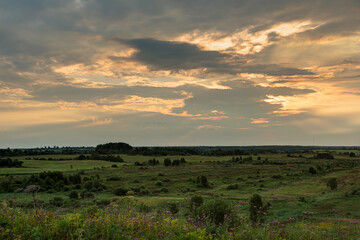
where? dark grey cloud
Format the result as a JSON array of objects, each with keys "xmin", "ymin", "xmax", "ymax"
[
  {"xmin": 113, "ymin": 38, "xmax": 314, "ymax": 76},
  {"xmin": 113, "ymin": 38, "xmax": 229, "ymax": 70}
]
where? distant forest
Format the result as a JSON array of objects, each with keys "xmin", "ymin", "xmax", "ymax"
[{"xmin": 1, "ymin": 142, "xmax": 359, "ymax": 157}]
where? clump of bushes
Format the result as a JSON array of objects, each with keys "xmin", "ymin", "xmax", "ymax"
[
  {"xmin": 0, "ymin": 158, "xmax": 23, "ymax": 168},
  {"xmin": 49, "ymin": 197, "xmax": 64, "ymax": 207},
  {"xmin": 189, "ymin": 195, "xmax": 203, "ymax": 210},
  {"xmin": 194, "ymin": 198, "xmax": 233, "ymax": 224},
  {"xmin": 226, "ymin": 184, "xmax": 239, "ymax": 190},
  {"xmin": 69, "ymin": 191, "xmax": 78, "ymax": 199},
  {"xmin": 309, "ymin": 167, "xmax": 317, "ymax": 174},
  {"xmin": 315, "ymin": 153, "xmax": 334, "ymax": 159},
  {"xmin": 114, "ymin": 187, "xmax": 128, "ymax": 196},
  {"xmin": 196, "ymin": 176, "xmax": 209, "ymax": 188}
]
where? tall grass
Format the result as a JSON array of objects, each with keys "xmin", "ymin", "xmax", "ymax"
[{"xmin": 1, "ymin": 199, "xmax": 359, "ymax": 240}]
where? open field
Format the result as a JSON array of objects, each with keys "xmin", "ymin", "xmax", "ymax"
[{"xmin": 1, "ymin": 151, "xmax": 360, "ymax": 239}]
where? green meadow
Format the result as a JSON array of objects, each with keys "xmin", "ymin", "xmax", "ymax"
[{"xmin": 1, "ymin": 151, "xmax": 360, "ymax": 239}]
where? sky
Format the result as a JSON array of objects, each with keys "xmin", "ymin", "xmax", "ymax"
[{"xmin": 0, "ymin": 0, "xmax": 360, "ymax": 147}]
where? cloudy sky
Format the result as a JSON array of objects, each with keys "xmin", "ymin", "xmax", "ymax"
[{"xmin": 1, "ymin": 0, "xmax": 360, "ymax": 147}]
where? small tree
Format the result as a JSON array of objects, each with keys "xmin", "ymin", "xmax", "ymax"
[
  {"xmin": 327, "ymin": 178, "xmax": 337, "ymax": 190},
  {"xmin": 196, "ymin": 175, "xmax": 209, "ymax": 188},
  {"xmin": 24, "ymin": 185, "xmax": 41, "ymax": 209},
  {"xmin": 164, "ymin": 158, "xmax": 171, "ymax": 167},
  {"xmin": 249, "ymin": 194, "xmax": 269, "ymax": 223}
]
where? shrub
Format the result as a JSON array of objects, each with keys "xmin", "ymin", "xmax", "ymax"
[
  {"xmin": 172, "ymin": 159, "xmax": 180, "ymax": 166},
  {"xmin": 309, "ymin": 167, "xmax": 317, "ymax": 174},
  {"xmin": 196, "ymin": 175, "xmax": 209, "ymax": 188},
  {"xmin": 315, "ymin": 153, "xmax": 334, "ymax": 159},
  {"xmin": 327, "ymin": 178, "xmax": 337, "ymax": 190},
  {"xmin": 114, "ymin": 187, "xmax": 128, "ymax": 196},
  {"xmin": 189, "ymin": 195, "xmax": 204, "ymax": 210},
  {"xmin": 196, "ymin": 198, "xmax": 232, "ymax": 224},
  {"xmin": 226, "ymin": 184, "xmax": 239, "ymax": 190},
  {"xmin": 139, "ymin": 202, "xmax": 151, "ymax": 213},
  {"xmin": 164, "ymin": 158, "xmax": 172, "ymax": 166},
  {"xmin": 96, "ymin": 199, "xmax": 110, "ymax": 206},
  {"xmin": 249, "ymin": 194, "xmax": 270, "ymax": 223},
  {"xmin": 69, "ymin": 191, "xmax": 78, "ymax": 199},
  {"xmin": 50, "ymin": 197, "xmax": 64, "ymax": 207},
  {"xmin": 160, "ymin": 187, "xmax": 169, "ymax": 193},
  {"xmin": 169, "ymin": 202, "xmax": 179, "ymax": 214},
  {"xmin": 155, "ymin": 181, "xmax": 163, "ymax": 187}
]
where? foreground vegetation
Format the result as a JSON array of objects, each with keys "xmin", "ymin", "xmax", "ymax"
[
  {"xmin": 1, "ymin": 197, "xmax": 359, "ymax": 240},
  {"xmin": 0, "ymin": 144, "xmax": 360, "ymax": 239}
]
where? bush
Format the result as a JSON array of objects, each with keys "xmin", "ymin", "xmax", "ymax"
[
  {"xmin": 189, "ymin": 195, "xmax": 203, "ymax": 210},
  {"xmin": 309, "ymin": 167, "xmax": 317, "ymax": 174},
  {"xmin": 315, "ymin": 153, "xmax": 334, "ymax": 159},
  {"xmin": 196, "ymin": 198, "xmax": 232, "ymax": 224},
  {"xmin": 49, "ymin": 197, "xmax": 64, "ymax": 207},
  {"xmin": 164, "ymin": 158, "xmax": 171, "ymax": 166},
  {"xmin": 249, "ymin": 194, "xmax": 270, "ymax": 223},
  {"xmin": 114, "ymin": 187, "xmax": 128, "ymax": 196},
  {"xmin": 169, "ymin": 202, "xmax": 179, "ymax": 214},
  {"xmin": 172, "ymin": 159, "xmax": 180, "ymax": 166},
  {"xmin": 155, "ymin": 181, "xmax": 163, "ymax": 187},
  {"xmin": 196, "ymin": 175, "xmax": 209, "ymax": 188},
  {"xmin": 226, "ymin": 184, "xmax": 239, "ymax": 190},
  {"xmin": 160, "ymin": 187, "xmax": 169, "ymax": 193},
  {"xmin": 69, "ymin": 191, "xmax": 78, "ymax": 199},
  {"xmin": 96, "ymin": 199, "xmax": 110, "ymax": 206},
  {"xmin": 327, "ymin": 178, "xmax": 337, "ymax": 190},
  {"xmin": 139, "ymin": 202, "xmax": 151, "ymax": 213}
]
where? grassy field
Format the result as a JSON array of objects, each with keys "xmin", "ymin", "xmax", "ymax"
[{"xmin": 1, "ymin": 152, "xmax": 360, "ymax": 239}]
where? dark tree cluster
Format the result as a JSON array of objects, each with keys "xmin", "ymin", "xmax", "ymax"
[
  {"xmin": 196, "ymin": 175, "xmax": 209, "ymax": 188},
  {"xmin": 0, "ymin": 147, "xmax": 94, "ymax": 157},
  {"xmin": 95, "ymin": 142, "xmax": 133, "ymax": 154},
  {"xmin": 0, "ymin": 158, "xmax": 23, "ymax": 168},
  {"xmin": 163, "ymin": 158, "xmax": 186, "ymax": 166},
  {"xmin": 0, "ymin": 171, "xmax": 104, "ymax": 193},
  {"xmin": 134, "ymin": 158, "xmax": 160, "ymax": 166},
  {"xmin": 78, "ymin": 153, "xmax": 124, "ymax": 163},
  {"xmin": 230, "ymin": 156, "xmax": 253, "ymax": 164},
  {"xmin": 315, "ymin": 153, "xmax": 334, "ymax": 159}
]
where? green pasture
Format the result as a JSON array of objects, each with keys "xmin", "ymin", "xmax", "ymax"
[{"xmin": 1, "ymin": 153, "xmax": 360, "ymax": 220}]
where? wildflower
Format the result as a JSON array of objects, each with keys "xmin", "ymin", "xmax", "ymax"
[{"xmin": 243, "ymin": 230, "xmax": 246, "ymax": 233}]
